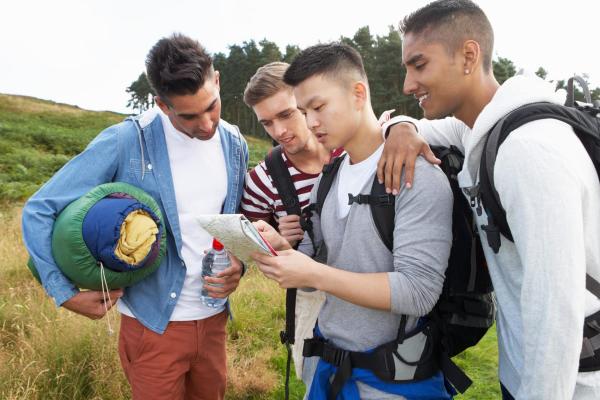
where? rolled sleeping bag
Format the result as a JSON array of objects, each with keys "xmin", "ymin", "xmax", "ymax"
[{"xmin": 27, "ymin": 182, "xmax": 166, "ymax": 290}]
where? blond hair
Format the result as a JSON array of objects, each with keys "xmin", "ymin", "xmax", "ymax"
[{"xmin": 243, "ymin": 62, "xmax": 290, "ymax": 107}]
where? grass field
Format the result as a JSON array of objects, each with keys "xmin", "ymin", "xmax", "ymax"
[{"xmin": 0, "ymin": 94, "xmax": 500, "ymax": 399}]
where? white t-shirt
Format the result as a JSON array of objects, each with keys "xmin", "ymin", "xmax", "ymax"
[
  {"xmin": 336, "ymin": 144, "xmax": 384, "ymax": 218},
  {"xmin": 119, "ymin": 109, "xmax": 228, "ymax": 321}
]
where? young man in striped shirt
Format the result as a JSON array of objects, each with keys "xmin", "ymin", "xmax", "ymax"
[
  {"xmin": 241, "ymin": 61, "xmax": 341, "ymax": 377},
  {"xmin": 241, "ymin": 62, "xmax": 342, "ymax": 245}
]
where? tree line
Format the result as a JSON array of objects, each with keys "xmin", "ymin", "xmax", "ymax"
[{"xmin": 126, "ymin": 26, "xmax": 600, "ymax": 137}]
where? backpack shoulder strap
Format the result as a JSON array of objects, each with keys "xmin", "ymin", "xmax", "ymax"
[
  {"xmin": 480, "ymin": 102, "xmax": 600, "ymax": 248},
  {"xmin": 315, "ymin": 153, "xmax": 346, "ymax": 215},
  {"xmin": 264, "ymin": 145, "xmax": 302, "ymax": 216},
  {"xmin": 324, "ymin": 153, "xmax": 395, "ymax": 251},
  {"xmin": 479, "ymin": 102, "xmax": 600, "ymax": 298},
  {"xmin": 369, "ymin": 178, "xmax": 396, "ymax": 252},
  {"xmin": 265, "ymin": 145, "xmax": 304, "ymax": 400}
]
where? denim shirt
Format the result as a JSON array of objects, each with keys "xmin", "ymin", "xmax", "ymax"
[{"xmin": 21, "ymin": 110, "xmax": 249, "ymax": 333}]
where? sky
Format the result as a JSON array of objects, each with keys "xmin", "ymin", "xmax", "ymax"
[{"xmin": 1, "ymin": 0, "xmax": 598, "ymax": 114}]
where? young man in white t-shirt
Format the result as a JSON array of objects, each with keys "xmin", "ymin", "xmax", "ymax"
[
  {"xmin": 241, "ymin": 63, "xmax": 407, "ymax": 379},
  {"xmin": 251, "ymin": 43, "xmax": 453, "ymax": 399}
]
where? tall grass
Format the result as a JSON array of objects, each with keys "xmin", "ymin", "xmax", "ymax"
[
  {"xmin": 0, "ymin": 205, "xmax": 305, "ymax": 399},
  {"xmin": 0, "ymin": 205, "xmax": 499, "ymax": 399}
]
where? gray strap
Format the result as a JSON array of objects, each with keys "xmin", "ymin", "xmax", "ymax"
[
  {"xmin": 586, "ymin": 274, "xmax": 600, "ymax": 299},
  {"xmin": 566, "ymin": 76, "xmax": 592, "ymax": 107},
  {"xmin": 581, "ymin": 333, "xmax": 600, "ymax": 359}
]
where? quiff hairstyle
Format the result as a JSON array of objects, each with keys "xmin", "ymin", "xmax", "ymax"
[
  {"xmin": 243, "ymin": 62, "xmax": 290, "ymax": 107},
  {"xmin": 145, "ymin": 33, "xmax": 213, "ymax": 102},
  {"xmin": 399, "ymin": 0, "xmax": 494, "ymax": 72}
]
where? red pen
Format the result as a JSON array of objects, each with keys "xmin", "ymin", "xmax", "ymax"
[{"xmin": 257, "ymin": 231, "xmax": 278, "ymax": 256}]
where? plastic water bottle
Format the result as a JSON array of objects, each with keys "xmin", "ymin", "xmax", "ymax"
[{"xmin": 201, "ymin": 238, "xmax": 230, "ymax": 308}]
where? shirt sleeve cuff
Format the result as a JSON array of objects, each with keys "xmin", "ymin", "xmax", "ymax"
[
  {"xmin": 382, "ymin": 116, "xmax": 421, "ymax": 139},
  {"xmin": 44, "ymin": 277, "xmax": 79, "ymax": 307}
]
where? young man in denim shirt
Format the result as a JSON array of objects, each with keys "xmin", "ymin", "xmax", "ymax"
[{"xmin": 22, "ymin": 33, "xmax": 248, "ymax": 399}]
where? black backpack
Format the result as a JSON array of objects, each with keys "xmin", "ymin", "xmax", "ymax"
[
  {"xmin": 476, "ymin": 76, "xmax": 600, "ymax": 372},
  {"xmin": 305, "ymin": 147, "xmax": 495, "ymax": 394}
]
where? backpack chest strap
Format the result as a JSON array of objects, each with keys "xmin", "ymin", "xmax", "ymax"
[{"xmin": 347, "ymin": 193, "xmax": 395, "ymax": 206}]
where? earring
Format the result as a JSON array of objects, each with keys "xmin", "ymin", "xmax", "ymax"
[{"xmin": 464, "ymin": 69, "xmax": 470, "ymax": 74}]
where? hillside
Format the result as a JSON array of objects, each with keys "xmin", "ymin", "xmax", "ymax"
[{"xmin": 0, "ymin": 93, "xmax": 271, "ymax": 203}]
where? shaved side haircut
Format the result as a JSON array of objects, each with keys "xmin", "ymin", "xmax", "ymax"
[
  {"xmin": 400, "ymin": 0, "xmax": 494, "ymax": 72},
  {"xmin": 283, "ymin": 42, "xmax": 368, "ymax": 88}
]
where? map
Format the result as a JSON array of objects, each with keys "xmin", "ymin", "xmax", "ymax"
[{"xmin": 196, "ymin": 214, "xmax": 275, "ymax": 264}]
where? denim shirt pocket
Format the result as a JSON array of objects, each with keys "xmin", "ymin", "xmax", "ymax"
[
  {"xmin": 128, "ymin": 158, "xmax": 162, "ymax": 198},
  {"xmin": 130, "ymin": 158, "xmax": 152, "ymax": 182}
]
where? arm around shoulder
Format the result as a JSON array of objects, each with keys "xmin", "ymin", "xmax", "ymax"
[{"xmin": 384, "ymin": 115, "xmax": 468, "ymax": 151}]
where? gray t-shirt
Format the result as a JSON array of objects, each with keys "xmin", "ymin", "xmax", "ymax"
[{"xmin": 298, "ymin": 157, "xmax": 453, "ymax": 399}]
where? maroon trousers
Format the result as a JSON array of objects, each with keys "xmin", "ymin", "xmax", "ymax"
[{"xmin": 118, "ymin": 312, "xmax": 227, "ymax": 400}]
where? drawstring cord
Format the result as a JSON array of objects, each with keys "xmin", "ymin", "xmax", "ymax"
[{"xmin": 99, "ymin": 262, "xmax": 114, "ymax": 335}]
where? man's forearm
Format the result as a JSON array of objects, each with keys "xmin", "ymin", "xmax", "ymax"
[
  {"xmin": 310, "ymin": 263, "xmax": 391, "ymax": 311},
  {"xmin": 384, "ymin": 115, "xmax": 467, "ymax": 150}
]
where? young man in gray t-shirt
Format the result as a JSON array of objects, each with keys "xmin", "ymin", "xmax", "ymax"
[{"xmin": 251, "ymin": 43, "xmax": 453, "ymax": 399}]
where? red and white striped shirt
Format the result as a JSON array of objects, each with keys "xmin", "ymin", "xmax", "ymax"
[{"xmin": 241, "ymin": 148, "xmax": 344, "ymax": 221}]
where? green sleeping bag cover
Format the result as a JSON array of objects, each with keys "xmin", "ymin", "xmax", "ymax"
[{"xmin": 27, "ymin": 182, "xmax": 166, "ymax": 290}]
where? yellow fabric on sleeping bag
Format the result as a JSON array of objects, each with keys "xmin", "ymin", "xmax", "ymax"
[{"xmin": 114, "ymin": 210, "xmax": 159, "ymax": 265}]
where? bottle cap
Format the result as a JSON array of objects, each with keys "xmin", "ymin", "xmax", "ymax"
[{"xmin": 212, "ymin": 238, "xmax": 224, "ymax": 251}]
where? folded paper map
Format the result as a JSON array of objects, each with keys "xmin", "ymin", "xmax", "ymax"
[{"xmin": 196, "ymin": 214, "xmax": 276, "ymax": 264}]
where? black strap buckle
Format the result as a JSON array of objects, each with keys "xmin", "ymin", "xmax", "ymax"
[
  {"xmin": 348, "ymin": 193, "xmax": 368, "ymax": 205},
  {"xmin": 321, "ymin": 343, "xmax": 349, "ymax": 367},
  {"xmin": 480, "ymin": 223, "xmax": 501, "ymax": 253},
  {"xmin": 348, "ymin": 193, "xmax": 394, "ymax": 206},
  {"xmin": 299, "ymin": 214, "xmax": 312, "ymax": 231},
  {"xmin": 376, "ymin": 194, "xmax": 394, "ymax": 206},
  {"xmin": 280, "ymin": 330, "xmax": 294, "ymax": 345}
]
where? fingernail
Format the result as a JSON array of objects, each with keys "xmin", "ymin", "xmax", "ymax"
[
  {"xmin": 392, "ymin": 189, "xmax": 398, "ymax": 195},
  {"xmin": 406, "ymin": 182, "xmax": 412, "ymax": 189},
  {"xmin": 378, "ymin": 179, "xmax": 383, "ymax": 184},
  {"xmin": 386, "ymin": 187, "xmax": 391, "ymax": 194}
]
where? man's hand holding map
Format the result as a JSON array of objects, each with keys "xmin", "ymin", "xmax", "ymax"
[{"xmin": 196, "ymin": 214, "xmax": 277, "ymax": 264}]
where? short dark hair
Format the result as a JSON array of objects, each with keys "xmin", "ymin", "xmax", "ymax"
[
  {"xmin": 283, "ymin": 43, "xmax": 367, "ymax": 87},
  {"xmin": 400, "ymin": 0, "xmax": 494, "ymax": 72},
  {"xmin": 145, "ymin": 33, "xmax": 213, "ymax": 101}
]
